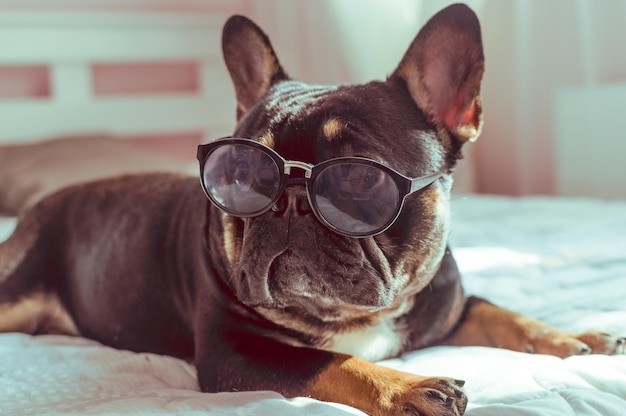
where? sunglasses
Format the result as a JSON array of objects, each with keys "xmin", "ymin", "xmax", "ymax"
[{"xmin": 196, "ymin": 138, "xmax": 443, "ymax": 238}]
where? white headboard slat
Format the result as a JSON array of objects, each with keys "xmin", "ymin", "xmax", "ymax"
[{"xmin": 0, "ymin": 95, "xmax": 233, "ymax": 142}]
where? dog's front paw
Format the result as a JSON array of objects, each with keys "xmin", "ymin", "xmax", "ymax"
[
  {"xmin": 523, "ymin": 327, "xmax": 626, "ymax": 357},
  {"xmin": 575, "ymin": 331, "xmax": 626, "ymax": 355},
  {"xmin": 310, "ymin": 358, "xmax": 467, "ymax": 416},
  {"xmin": 390, "ymin": 377, "xmax": 467, "ymax": 416}
]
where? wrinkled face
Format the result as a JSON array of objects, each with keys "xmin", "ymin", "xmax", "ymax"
[
  {"xmin": 207, "ymin": 79, "xmax": 455, "ymax": 329},
  {"xmin": 213, "ymin": 6, "xmax": 484, "ymax": 331}
]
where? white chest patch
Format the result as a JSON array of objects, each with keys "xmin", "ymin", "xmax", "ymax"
[{"xmin": 325, "ymin": 320, "xmax": 404, "ymax": 362}]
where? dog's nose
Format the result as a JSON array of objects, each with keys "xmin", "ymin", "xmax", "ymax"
[
  {"xmin": 295, "ymin": 196, "xmax": 311, "ymax": 215},
  {"xmin": 271, "ymin": 188, "xmax": 311, "ymax": 216}
]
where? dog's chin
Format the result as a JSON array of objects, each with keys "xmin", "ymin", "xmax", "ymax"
[
  {"xmin": 251, "ymin": 289, "xmax": 391, "ymax": 326},
  {"xmin": 256, "ymin": 299, "xmax": 383, "ymax": 326}
]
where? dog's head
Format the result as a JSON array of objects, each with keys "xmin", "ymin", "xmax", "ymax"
[{"xmin": 207, "ymin": 4, "xmax": 484, "ymax": 331}]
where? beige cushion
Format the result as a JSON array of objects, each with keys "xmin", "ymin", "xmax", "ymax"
[{"xmin": 0, "ymin": 134, "xmax": 196, "ymax": 216}]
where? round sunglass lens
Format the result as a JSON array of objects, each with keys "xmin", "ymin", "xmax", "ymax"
[
  {"xmin": 312, "ymin": 163, "xmax": 400, "ymax": 235},
  {"xmin": 203, "ymin": 143, "xmax": 281, "ymax": 215}
]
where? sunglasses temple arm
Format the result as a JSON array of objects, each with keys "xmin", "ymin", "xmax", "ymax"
[{"xmin": 409, "ymin": 172, "xmax": 444, "ymax": 194}]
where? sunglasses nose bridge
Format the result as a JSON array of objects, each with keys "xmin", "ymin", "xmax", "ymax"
[
  {"xmin": 283, "ymin": 160, "xmax": 313, "ymax": 178},
  {"xmin": 272, "ymin": 161, "xmax": 313, "ymax": 217}
]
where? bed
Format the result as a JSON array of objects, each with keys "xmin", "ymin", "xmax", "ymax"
[
  {"xmin": 1, "ymin": 7, "xmax": 625, "ymax": 416},
  {"xmin": 1, "ymin": 195, "xmax": 625, "ymax": 415}
]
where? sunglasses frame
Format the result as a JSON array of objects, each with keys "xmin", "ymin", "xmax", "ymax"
[{"xmin": 197, "ymin": 137, "xmax": 443, "ymax": 237}]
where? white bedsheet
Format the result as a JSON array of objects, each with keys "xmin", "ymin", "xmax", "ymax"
[{"xmin": 1, "ymin": 195, "xmax": 625, "ymax": 416}]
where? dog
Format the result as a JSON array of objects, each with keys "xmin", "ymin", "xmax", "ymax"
[{"xmin": 1, "ymin": 4, "xmax": 624, "ymax": 416}]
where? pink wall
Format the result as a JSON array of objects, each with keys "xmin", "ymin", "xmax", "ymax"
[{"xmin": 0, "ymin": 65, "xmax": 50, "ymax": 98}]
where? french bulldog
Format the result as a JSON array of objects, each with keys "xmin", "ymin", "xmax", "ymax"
[{"xmin": 1, "ymin": 4, "xmax": 623, "ymax": 416}]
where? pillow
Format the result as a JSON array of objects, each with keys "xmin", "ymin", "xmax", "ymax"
[{"xmin": 0, "ymin": 134, "xmax": 196, "ymax": 216}]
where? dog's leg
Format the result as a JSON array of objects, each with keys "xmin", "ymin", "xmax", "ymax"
[
  {"xmin": 442, "ymin": 296, "xmax": 625, "ymax": 356},
  {"xmin": 0, "ymin": 216, "xmax": 44, "ymax": 333},
  {"xmin": 0, "ymin": 214, "xmax": 78, "ymax": 335},
  {"xmin": 196, "ymin": 327, "xmax": 467, "ymax": 416},
  {"xmin": 309, "ymin": 354, "xmax": 467, "ymax": 416}
]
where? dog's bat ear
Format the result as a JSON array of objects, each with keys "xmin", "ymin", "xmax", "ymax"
[
  {"xmin": 392, "ymin": 4, "xmax": 484, "ymax": 143},
  {"xmin": 222, "ymin": 15, "xmax": 288, "ymax": 120}
]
